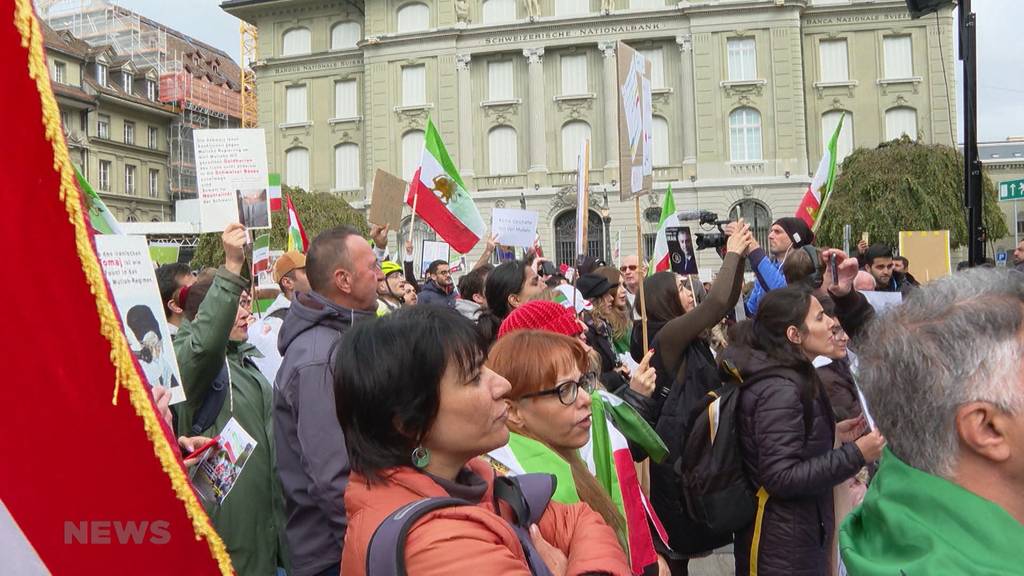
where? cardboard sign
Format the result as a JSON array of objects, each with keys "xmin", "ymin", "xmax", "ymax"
[
  {"xmin": 616, "ymin": 41, "xmax": 653, "ymax": 201},
  {"xmin": 194, "ymin": 129, "xmax": 270, "ymax": 233},
  {"xmin": 666, "ymin": 226, "xmax": 698, "ymax": 275},
  {"xmin": 492, "ymin": 208, "xmax": 539, "ymax": 248},
  {"xmin": 95, "ymin": 235, "xmax": 185, "ymax": 405},
  {"xmin": 369, "ymin": 169, "xmax": 408, "ymax": 229},
  {"xmin": 898, "ymin": 230, "xmax": 951, "ymax": 283},
  {"xmin": 421, "ymin": 240, "xmax": 451, "ymax": 276}
]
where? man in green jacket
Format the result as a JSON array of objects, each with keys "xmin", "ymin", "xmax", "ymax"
[
  {"xmin": 175, "ymin": 223, "xmax": 288, "ymax": 575},
  {"xmin": 839, "ymin": 268, "xmax": 1024, "ymax": 575}
]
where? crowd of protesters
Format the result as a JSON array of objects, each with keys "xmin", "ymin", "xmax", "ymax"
[{"xmin": 148, "ymin": 218, "xmax": 1024, "ymax": 576}]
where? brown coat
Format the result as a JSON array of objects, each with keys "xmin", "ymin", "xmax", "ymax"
[{"xmin": 341, "ymin": 458, "xmax": 631, "ymax": 576}]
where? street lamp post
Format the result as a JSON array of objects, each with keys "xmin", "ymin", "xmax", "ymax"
[{"xmin": 602, "ymin": 188, "xmax": 612, "ymax": 264}]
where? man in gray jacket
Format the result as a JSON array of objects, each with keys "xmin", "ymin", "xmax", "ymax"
[{"xmin": 274, "ymin": 226, "xmax": 382, "ymax": 576}]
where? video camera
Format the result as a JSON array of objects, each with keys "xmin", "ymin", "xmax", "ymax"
[{"xmin": 678, "ymin": 210, "xmax": 733, "ymax": 251}]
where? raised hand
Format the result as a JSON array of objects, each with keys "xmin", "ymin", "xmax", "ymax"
[
  {"xmin": 370, "ymin": 223, "xmax": 390, "ymax": 250},
  {"xmin": 822, "ymin": 249, "xmax": 860, "ymax": 297},
  {"xmin": 629, "ymin": 349, "xmax": 657, "ymax": 398},
  {"xmin": 222, "ymin": 222, "xmax": 247, "ymax": 275}
]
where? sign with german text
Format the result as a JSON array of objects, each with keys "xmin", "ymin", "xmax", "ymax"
[
  {"xmin": 616, "ymin": 41, "xmax": 653, "ymax": 201},
  {"xmin": 194, "ymin": 129, "xmax": 269, "ymax": 233}
]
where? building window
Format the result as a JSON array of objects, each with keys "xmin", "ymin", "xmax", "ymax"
[
  {"xmin": 79, "ymin": 110, "xmax": 88, "ymax": 132},
  {"xmin": 883, "ymin": 35, "xmax": 913, "ymax": 79},
  {"xmin": 822, "ymin": 110, "xmax": 853, "ymax": 164},
  {"xmin": 53, "ymin": 60, "xmax": 66, "ymax": 84},
  {"xmin": 59, "ymin": 110, "xmax": 70, "ymax": 134},
  {"xmin": 639, "ymin": 48, "xmax": 665, "ymax": 89},
  {"xmin": 482, "ymin": 0, "xmax": 516, "ymax": 23},
  {"xmin": 402, "ymin": 64, "xmax": 426, "ymax": 106},
  {"xmin": 282, "ymin": 27, "xmax": 311, "ymax": 56},
  {"xmin": 97, "ymin": 114, "xmax": 109, "ymax": 139},
  {"xmin": 561, "ymin": 120, "xmax": 591, "ymax": 171},
  {"xmin": 631, "ymin": 0, "xmax": 663, "ymax": 8},
  {"xmin": 560, "ymin": 53, "xmax": 588, "ymax": 96},
  {"xmin": 488, "ymin": 60, "xmax": 514, "ymax": 101},
  {"xmin": 555, "ymin": 0, "xmax": 590, "ymax": 17},
  {"xmin": 334, "ymin": 143, "xmax": 360, "ymax": 189},
  {"xmin": 148, "ymin": 169, "xmax": 159, "ymax": 198},
  {"xmin": 652, "ymin": 116, "xmax": 670, "ymax": 166},
  {"xmin": 819, "ymin": 39, "xmax": 849, "ymax": 83},
  {"xmin": 402, "ymin": 130, "xmax": 425, "ymax": 181},
  {"xmin": 488, "ymin": 126, "xmax": 518, "ymax": 175},
  {"xmin": 729, "ymin": 107, "xmax": 762, "ymax": 161},
  {"xmin": 727, "ymin": 38, "xmax": 757, "ymax": 81},
  {"xmin": 147, "ymin": 79, "xmax": 156, "ymax": 100},
  {"xmin": 285, "ymin": 85, "xmax": 308, "ymax": 124},
  {"xmin": 285, "ymin": 147, "xmax": 310, "ymax": 190},
  {"xmin": 123, "ymin": 121, "xmax": 134, "ymax": 145},
  {"xmin": 397, "ymin": 3, "xmax": 430, "ymax": 33},
  {"xmin": 885, "ymin": 107, "xmax": 918, "ymax": 140},
  {"xmin": 554, "ymin": 210, "xmax": 604, "ymax": 267},
  {"xmin": 729, "ymin": 199, "xmax": 772, "ymax": 250},
  {"xmin": 98, "ymin": 160, "xmax": 111, "ymax": 191},
  {"xmin": 123, "ymin": 73, "xmax": 133, "ymax": 94},
  {"xmin": 148, "ymin": 126, "xmax": 159, "ymax": 149},
  {"xmin": 334, "ymin": 80, "xmax": 358, "ymax": 118},
  {"xmin": 331, "ymin": 22, "xmax": 361, "ymax": 50},
  {"xmin": 125, "ymin": 164, "xmax": 136, "ymax": 195},
  {"xmin": 96, "ymin": 63, "xmax": 107, "ymax": 86}
]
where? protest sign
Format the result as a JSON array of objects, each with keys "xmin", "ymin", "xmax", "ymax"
[
  {"xmin": 194, "ymin": 129, "xmax": 269, "ymax": 233},
  {"xmin": 148, "ymin": 242, "xmax": 180, "ymax": 266},
  {"xmin": 421, "ymin": 240, "xmax": 451, "ymax": 276},
  {"xmin": 616, "ymin": 41, "xmax": 653, "ymax": 201},
  {"xmin": 491, "ymin": 208, "xmax": 539, "ymax": 248},
  {"xmin": 95, "ymin": 235, "xmax": 185, "ymax": 405},
  {"xmin": 189, "ymin": 417, "xmax": 258, "ymax": 506},
  {"xmin": 666, "ymin": 227, "xmax": 698, "ymax": 275},
  {"xmin": 862, "ymin": 291, "xmax": 903, "ymax": 314},
  {"xmin": 898, "ymin": 230, "xmax": 950, "ymax": 283},
  {"xmin": 369, "ymin": 169, "xmax": 408, "ymax": 230}
]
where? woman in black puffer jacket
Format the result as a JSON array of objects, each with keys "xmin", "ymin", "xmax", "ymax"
[{"xmin": 725, "ymin": 287, "xmax": 885, "ymax": 576}]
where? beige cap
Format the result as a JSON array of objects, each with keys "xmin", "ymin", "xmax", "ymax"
[{"xmin": 272, "ymin": 251, "xmax": 306, "ymax": 284}]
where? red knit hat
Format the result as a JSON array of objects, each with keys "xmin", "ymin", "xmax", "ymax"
[{"xmin": 498, "ymin": 300, "xmax": 582, "ymax": 340}]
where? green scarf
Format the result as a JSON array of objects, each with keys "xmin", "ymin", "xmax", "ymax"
[{"xmin": 840, "ymin": 448, "xmax": 1023, "ymax": 575}]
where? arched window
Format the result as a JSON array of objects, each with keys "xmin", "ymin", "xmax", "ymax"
[
  {"xmin": 821, "ymin": 110, "xmax": 853, "ymax": 164},
  {"xmin": 885, "ymin": 107, "xmax": 918, "ymax": 141},
  {"xmin": 554, "ymin": 209, "xmax": 604, "ymax": 267},
  {"xmin": 397, "ymin": 3, "xmax": 430, "ymax": 33},
  {"xmin": 729, "ymin": 199, "xmax": 772, "ymax": 250},
  {"xmin": 482, "ymin": 0, "xmax": 515, "ymax": 23},
  {"xmin": 488, "ymin": 126, "xmax": 518, "ymax": 175},
  {"xmin": 561, "ymin": 120, "xmax": 591, "ymax": 171},
  {"xmin": 126, "ymin": 214, "xmax": 139, "ymax": 223},
  {"xmin": 330, "ymin": 22, "xmax": 361, "ymax": 50},
  {"xmin": 729, "ymin": 107, "xmax": 762, "ymax": 161},
  {"xmin": 334, "ymin": 143, "xmax": 360, "ymax": 190},
  {"xmin": 652, "ymin": 116, "xmax": 670, "ymax": 166},
  {"xmin": 281, "ymin": 27, "xmax": 311, "ymax": 56},
  {"xmin": 398, "ymin": 216, "xmax": 437, "ymax": 278},
  {"xmin": 285, "ymin": 147, "xmax": 310, "ymax": 190},
  {"xmin": 402, "ymin": 129, "xmax": 425, "ymax": 181},
  {"xmin": 555, "ymin": 0, "xmax": 590, "ymax": 17}
]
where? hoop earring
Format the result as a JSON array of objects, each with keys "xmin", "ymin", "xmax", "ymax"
[{"xmin": 411, "ymin": 445, "xmax": 431, "ymax": 469}]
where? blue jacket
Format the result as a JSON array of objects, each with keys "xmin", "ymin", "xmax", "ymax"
[
  {"xmin": 418, "ymin": 279, "xmax": 457, "ymax": 308},
  {"xmin": 744, "ymin": 247, "xmax": 787, "ymax": 317}
]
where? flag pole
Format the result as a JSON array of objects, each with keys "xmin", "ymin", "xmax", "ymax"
[
  {"xmin": 635, "ymin": 195, "xmax": 649, "ymax": 352},
  {"xmin": 408, "ymin": 189, "xmax": 420, "ymax": 238}
]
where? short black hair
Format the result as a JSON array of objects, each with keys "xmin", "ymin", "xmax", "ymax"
[
  {"xmin": 894, "ymin": 256, "xmax": 909, "ymax": 266},
  {"xmin": 155, "ymin": 263, "xmax": 191, "ymax": 317},
  {"xmin": 427, "ymin": 259, "xmax": 449, "ymax": 275},
  {"xmin": 863, "ymin": 244, "xmax": 894, "ymax": 267},
  {"xmin": 333, "ymin": 306, "xmax": 486, "ymax": 480},
  {"xmin": 457, "ymin": 265, "xmax": 492, "ymax": 300},
  {"xmin": 306, "ymin": 226, "xmax": 361, "ymax": 293}
]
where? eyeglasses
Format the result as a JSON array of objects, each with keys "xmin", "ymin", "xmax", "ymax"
[
  {"xmin": 520, "ymin": 372, "xmax": 597, "ymax": 406},
  {"xmin": 619, "ymin": 265, "xmax": 638, "ymax": 272}
]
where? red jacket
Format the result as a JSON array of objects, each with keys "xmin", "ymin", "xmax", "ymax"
[{"xmin": 342, "ymin": 458, "xmax": 631, "ymax": 576}]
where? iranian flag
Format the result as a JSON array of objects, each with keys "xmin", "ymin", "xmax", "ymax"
[
  {"xmin": 268, "ymin": 173, "xmax": 282, "ymax": 212},
  {"xmin": 488, "ymin": 391, "xmax": 669, "ymax": 575},
  {"xmin": 797, "ymin": 113, "xmax": 845, "ymax": 229},
  {"xmin": 650, "ymin": 184, "xmax": 679, "ymax": 273},
  {"xmin": 76, "ymin": 165, "xmax": 122, "ymax": 235},
  {"xmin": 405, "ymin": 119, "xmax": 485, "ymax": 254},
  {"xmin": 252, "ymin": 233, "xmax": 270, "ymax": 276},
  {"xmin": 286, "ymin": 194, "xmax": 308, "ymax": 253}
]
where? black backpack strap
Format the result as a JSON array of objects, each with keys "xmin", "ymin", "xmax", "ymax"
[
  {"xmin": 493, "ymin": 473, "xmax": 556, "ymax": 528},
  {"xmin": 366, "ymin": 497, "xmax": 467, "ymax": 576},
  {"xmin": 190, "ymin": 362, "xmax": 229, "ymax": 436},
  {"xmin": 266, "ymin": 307, "xmax": 289, "ymax": 322}
]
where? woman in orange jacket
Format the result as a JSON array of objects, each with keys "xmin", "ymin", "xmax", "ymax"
[{"xmin": 333, "ymin": 306, "xmax": 631, "ymax": 576}]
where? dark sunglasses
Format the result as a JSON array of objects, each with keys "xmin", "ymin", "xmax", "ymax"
[
  {"xmin": 521, "ymin": 372, "xmax": 597, "ymax": 406},
  {"xmin": 619, "ymin": 265, "xmax": 638, "ymax": 272}
]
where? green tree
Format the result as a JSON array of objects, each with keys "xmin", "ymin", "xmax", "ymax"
[
  {"xmin": 816, "ymin": 136, "xmax": 1008, "ymax": 250},
  {"xmin": 191, "ymin": 186, "xmax": 370, "ymax": 271}
]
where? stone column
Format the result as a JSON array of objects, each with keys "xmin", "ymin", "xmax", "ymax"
[
  {"xmin": 523, "ymin": 47, "xmax": 547, "ymax": 182},
  {"xmin": 599, "ymin": 41, "xmax": 619, "ymax": 182},
  {"xmin": 676, "ymin": 34, "xmax": 697, "ymax": 166},
  {"xmin": 456, "ymin": 54, "xmax": 474, "ymax": 178}
]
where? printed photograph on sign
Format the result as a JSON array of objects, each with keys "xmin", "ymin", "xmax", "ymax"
[
  {"xmin": 666, "ymin": 226, "xmax": 698, "ymax": 276},
  {"xmin": 235, "ymin": 188, "xmax": 270, "ymax": 229},
  {"xmin": 190, "ymin": 418, "xmax": 258, "ymax": 506}
]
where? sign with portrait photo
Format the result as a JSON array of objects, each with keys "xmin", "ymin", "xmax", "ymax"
[
  {"xmin": 194, "ymin": 128, "xmax": 270, "ymax": 233},
  {"xmin": 666, "ymin": 226, "xmax": 699, "ymax": 276}
]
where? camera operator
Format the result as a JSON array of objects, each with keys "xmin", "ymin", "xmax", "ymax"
[{"xmin": 740, "ymin": 217, "xmax": 815, "ymax": 317}]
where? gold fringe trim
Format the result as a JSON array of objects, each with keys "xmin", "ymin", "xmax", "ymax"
[{"xmin": 12, "ymin": 2, "xmax": 234, "ymax": 574}]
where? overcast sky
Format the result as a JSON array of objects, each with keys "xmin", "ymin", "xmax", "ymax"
[{"xmin": 116, "ymin": 0, "xmax": 1023, "ymax": 142}]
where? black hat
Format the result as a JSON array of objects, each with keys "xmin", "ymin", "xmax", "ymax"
[
  {"xmin": 772, "ymin": 217, "xmax": 815, "ymax": 248},
  {"xmin": 576, "ymin": 273, "xmax": 618, "ymax": 300},
  {"xmin": 575, "ymin": 255, "xmax": 606, "ymax": 276}
]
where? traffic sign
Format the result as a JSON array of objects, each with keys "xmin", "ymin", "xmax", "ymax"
[{"xmin": 998, "ymin": 178, "xmax": 1024, "ymax": 202}]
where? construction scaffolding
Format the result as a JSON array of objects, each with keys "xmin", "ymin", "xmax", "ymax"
[
  {"xmin": 37, "ymin": 0, "xmax": 168, "ymax": 72},
  {"xmin": 240, "ymin": 23, "xmax": 258, "ymax": 129}
]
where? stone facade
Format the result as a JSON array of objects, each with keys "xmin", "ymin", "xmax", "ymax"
[
  {"xmin": 224, "ymin": 0, "xmax": 956, "ymax": 274},
  {"xmin": 979, "ymin": 140, "xmax": 1024, "ymax": 264}
]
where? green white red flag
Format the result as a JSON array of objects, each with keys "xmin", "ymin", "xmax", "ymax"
[
  {"xmin": 650, "ymin": 184, "xmax": 678, "ymax": 273},
  {"xmin": 797, "ymin": 113, "xmax": 845, "ymax": 229},
  {"xmin": 252, "ymin": 233, "xmax": 270, "ymax": 276}
]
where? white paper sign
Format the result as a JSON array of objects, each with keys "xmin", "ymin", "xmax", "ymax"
[
  {"xmin": 190, "ymin": 417, "xmax": 258, "ymax": 505},
  {"xmin": 95, "ymin": 235, "xmax": 186, "ymax": 405},
  {"xmin": 421, "ymin": 240, "xmax": 451, "ymax": 276},
  {"xmin": 492, "ymin": 208, "xmax": 539, "ymax": 248},
  {"xmin": 194, "ymin": 129, "xmax": 270, "ymax": 233},
  {"xmin": 862, "ymin": 291, "xmax": 903, "ymax": 314}
]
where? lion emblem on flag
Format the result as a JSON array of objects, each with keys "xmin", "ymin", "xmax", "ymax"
[{"xmin": 429, "ymin": 175, "xmax": 456, "ymax": 205}]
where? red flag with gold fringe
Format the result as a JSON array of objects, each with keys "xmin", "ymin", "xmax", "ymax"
[{"xmin": 0, "ymin": 2, "xmax": 231, "ymax": 574}]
